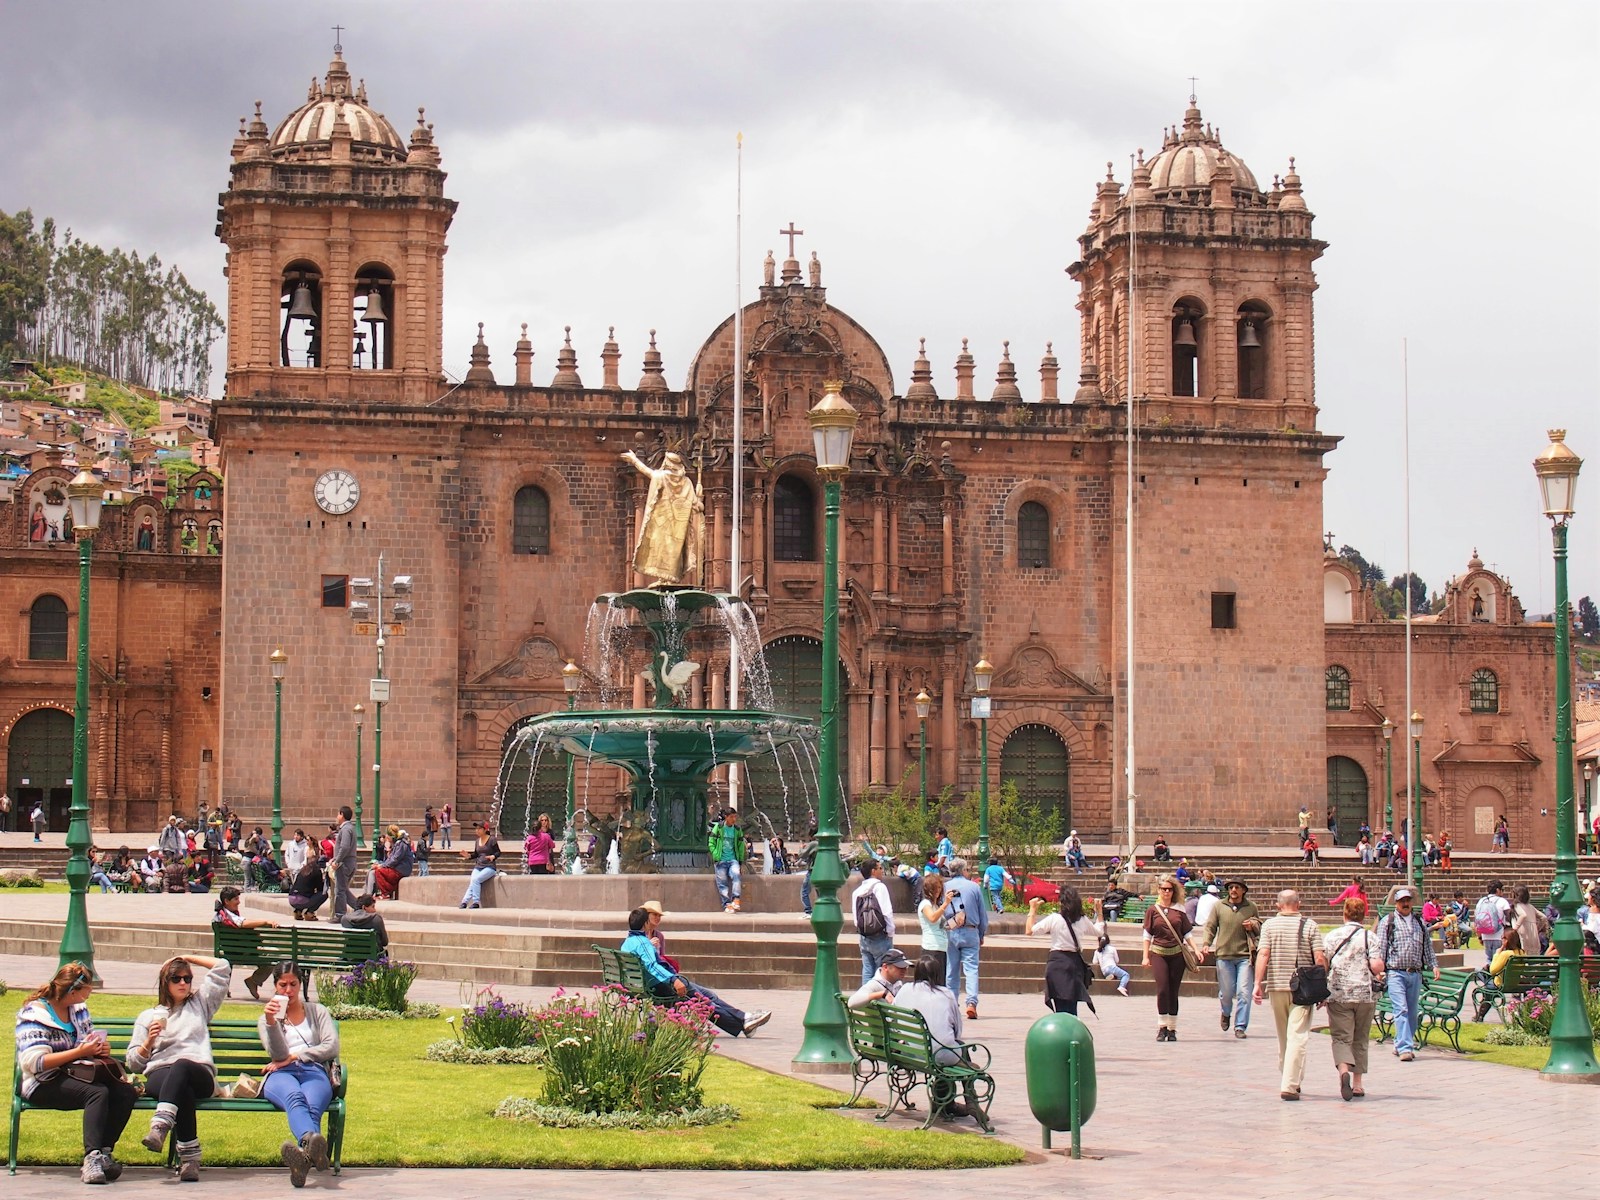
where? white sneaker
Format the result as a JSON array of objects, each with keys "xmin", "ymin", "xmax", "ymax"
[
  {"xmin": 743, "ymin": 1010, "xmax": 772, "ymax": 1036},
  {"xmin": 1117, "ymin": 986, "xmax": 1130, "ymax": 997}
]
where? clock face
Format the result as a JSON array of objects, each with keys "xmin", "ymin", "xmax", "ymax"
[{"xmin": 314, "ymin": 469, "xmax": 360, "ymax": 514}]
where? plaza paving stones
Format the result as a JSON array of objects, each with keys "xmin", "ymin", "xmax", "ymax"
[{"xmin": 1, "ymin": 892, "xmax": 1593, "ymax": 1198}]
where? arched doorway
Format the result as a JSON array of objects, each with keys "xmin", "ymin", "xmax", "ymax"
[
  {"xmin": 7, "ymin": 708, "xmax": 74, "ymax": 833},
  {"xmin": 1326, "ymin": 756, "xmax": 1368, "ymax": 844},
  {"xmin": 495, "ymin": 718, "xmax": 569, "ymax": 842},
  {"xmin": 1464, "ymin": 784, "xmax": 1507, "ymax": 853},
  {"xmin": 744, "ymin": 635, "xmax": 847, "ymax": 840},
  {"xmin": 1000, "ymin": 724, "xmax": 1071, "ymax": 839}
]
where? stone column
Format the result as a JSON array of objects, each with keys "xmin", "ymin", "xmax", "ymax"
[
  {"xmin": 940, "ymin": 667, "xmax": 958, "ymax": 792},
  {"xmin": 887, "ymin": 483, "xmax": 901, "ymax": 598},
  {"xmin": 871, "ymin": 488, "xmax": 887, "ymax": 598},
  {"xmin": 869, "ymin": 659, "xmax": 886, "ymax": 787},
  {"xmin": 940, "ymin": 497, "xmax": 956, "ymax": 601},
  {"xmin": 887, "ymin": 665, "xmax": 904, "ymax": 786}
]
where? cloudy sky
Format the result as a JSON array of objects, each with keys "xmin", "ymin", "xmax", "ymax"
[{"xmin": 4, "ymin": 0, "xmax": 1596, "ymax": 602}]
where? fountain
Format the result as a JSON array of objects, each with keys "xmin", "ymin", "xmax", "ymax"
[{"xmin": 500, "ymin": 585, "xmax": 817, "ymax": 871}]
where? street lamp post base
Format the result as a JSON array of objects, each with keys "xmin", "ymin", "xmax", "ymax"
[
  {"xmin": 1539, "ymin": 1070, "xmax": 1600, "ymax": 1085},
  {"xmin": 790, "ymin": 1060, "xmax": 853, "ymax": 1076}
]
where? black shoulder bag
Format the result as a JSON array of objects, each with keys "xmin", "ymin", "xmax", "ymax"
[{"xmin": 1288, "ymin": 917, "xmax": 1330, "ymax": 1006}]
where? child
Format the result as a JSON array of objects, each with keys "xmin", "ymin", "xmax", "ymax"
[
  {"xmin": 982, "ymin": 857, "xmax": 1013, "ymax": 912},
  {"xmin": 414, "ymin": 838, "xmax": 431, "ymax": 877},
  {"xmin": 1094, "ymin": 933, "xmax": 1131, "ymax": 996}
]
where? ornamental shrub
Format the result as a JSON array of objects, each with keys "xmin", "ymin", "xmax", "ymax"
[
  {"xmin": 1506, "ymin": 987, "xmax": 1555, "ymax": 1039},
  {"xmin": 315, "ymin": 956, "xmax": 416, "ymax": 1014},
  {"xmin": 532, "ymin": 985, "xmax": 719, "ymax": 1115},
  {"xmin": 458, "ymin": 988, "xmax": 539, "ymax": 1049}
]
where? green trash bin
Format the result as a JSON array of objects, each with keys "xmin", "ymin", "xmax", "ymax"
[{"xmin": 1024, "ymin": 1011, "xmax": 1097, "ymax": 1156}]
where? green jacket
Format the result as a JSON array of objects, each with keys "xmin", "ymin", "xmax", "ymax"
[
  {"xmin": 708, "ymin": 823, "xmax": 747, "ymax": 864},
  {"xmin": 1202, "ymin": 899, "xmax": 1262, "ymax": 959}
]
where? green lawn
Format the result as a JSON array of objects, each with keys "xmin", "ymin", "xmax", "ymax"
[
  {"xmin": 8, "ymin": 994, "xmax": 1023, "ymax": 1170},
  {"xmin": 1315, "ymin": 1020, "xmax": 1573, "ymax": 1071}
]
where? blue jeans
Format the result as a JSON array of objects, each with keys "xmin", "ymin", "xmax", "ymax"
[
  {"xmin": 987, "ymin": 887, "xmax": 1004, "ymax": 913},
  {"xmin": 859, "ymin": 933, "xmax": 894, "ymax": 984},
  {"xmin": 653, "ymin": 980, "xmax": 747, "ymax": 1037},
  {"xmin": 1067, "ymin": 850, "xmax": 1087, "ymax": 873},
  {"xmin": 1387, "ymin": 969, "xmax": 1422, "ymax": 1054},
  {"xmin": 800, "ymin": 869, "xmax": 812, "ymax": 914},
  {"xmin": 262, "ymin": 1061, "xmax": 333, "ymax": 1142},
  {"xmin": 946, "ymin": 936, "xmax": 980, "ymax": 1006},
  {"xmin": 91, "ymin": 871, "xmax": 112, "ymax": 893},
  {"xmin": 1101, "ymin": 963, "xmax": 1131, "ymax": 990},
  {"xmin": 714, "ymin": 860, "xmax": 742, "ymax": 906},
  {"xmin": 1216, "ymin": 956, "xmax": 1253, "ymax": 1030},
  {"xmin": 461, "ymin": 865, "xmax": 496, "ymax": 905}
]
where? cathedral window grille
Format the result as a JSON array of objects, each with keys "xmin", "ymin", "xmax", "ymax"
[
  {"xmin": 1017, "ymin": 501, "xmax": 1050, "ymax": 569},
  {"xmin": 773, "ymin": 475, "xmax": 816, "ymax": 562},
  {"xmin": 512, "ymin": 486, "xmax": 551, "ymax": 555},
  {"xmin": 29, "ymin": 594, "xmax": 68, "ymax": 660},
  {"xmin": 1469, "ymin": 668, "xmax": 1499, "ymax": 714},
  {"xmin": 1325, "ymin": 665, "xmax": 1351, "ymax": 711}
]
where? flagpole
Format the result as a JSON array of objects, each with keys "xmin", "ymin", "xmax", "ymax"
[
  {"xmin": 729, "ymin": 132, "xmax": 744, "ymax": 808},
  {"xmin": 1125, "ymin": 153, "xmax": 1138, "ymax": 864}
]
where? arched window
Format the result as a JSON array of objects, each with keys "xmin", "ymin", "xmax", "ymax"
[
  {"xmin": 999, "ymin": 724, "xmax": 1071, "ymax": 838},
  {"xmin": 1017, "ymin": 502, "xmax": 1050, "ymax": 569},
  {"xmin": 29, "ymin": 595, "xmax": 68, "ymax": 660},
  {"xmin": 1325, "ymin": 665, "xmax": 1351, "ymax": 711},
  {"xmin": 773, "ymin": 476, "xmax": 816, "ymax": 562},
  {"xmin": 279, "ymin": 261, "xmax": 322, "ymax": 368},
  {"xmin": 1237, "ymin": 302, "xmax": 1271, "ymax": 399},
  {"xmin": 1171, "ymin": 302, "xmax": 1203, "ymax": 397},
  {"xmin": 353, "ymin": 264, "xmax": 395, "ymax": 369},
  {"xmin": 513, "ymin": 486, "xmax": 550, "ymax": 555},
  {"xmin": 1469, "ymin": 668, "xmax": 1499, "ymax": 714}
]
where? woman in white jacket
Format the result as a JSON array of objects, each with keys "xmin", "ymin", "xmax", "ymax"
[
  {"xmin": 257, "ymin": 961, "xmax": 340, "ymax": 1187},
  {"xmin": 125, "ymin": 955, "xmax": 232, "ymax": 1181}
]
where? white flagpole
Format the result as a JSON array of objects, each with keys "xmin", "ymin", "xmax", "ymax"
[
  {"xmin": 1403, "ymin": 338, "xmax": 1416, "ymax": 885},
  {"xmin": 1125, "ymin": 153, "xmax": 1138, "ymax": 863},
  {"xmin": 729, "ymin": 132, "xmax": 744, "ymax": 809}
]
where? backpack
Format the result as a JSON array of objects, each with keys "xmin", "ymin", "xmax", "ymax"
[
  {"xmin": 854, "ymin": 887, "xmax": 887, "ymax": 938},
  {"xmin": 1474, "ymin": 897, "xmax": 1503, "ymax": 936}
]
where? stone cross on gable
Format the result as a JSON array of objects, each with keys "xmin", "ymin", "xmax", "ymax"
[{"xmin": 779, "ymin": 223, "xmax": 804, "ymax": 258}]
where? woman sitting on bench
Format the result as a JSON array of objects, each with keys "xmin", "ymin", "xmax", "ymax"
[
  {"xmin": 14, "ymin": 962, "xmax": 138, "ymax": 1184},
  {"xmin": 125, "ymin": 955, "xmax": 233, "ymax": 1181},
  {"xmin": 257, "ymin": 961, "xmax": 338, "ymax": 1187},
  {"xmin": 287, "ymin": 846, "xmax": 329, "ymax": 921}
]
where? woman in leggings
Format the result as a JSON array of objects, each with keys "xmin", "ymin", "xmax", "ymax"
[
  {"xmin": 125, "ymin": 955, "xmax": 232, "ymax": 1181},
  {"xmin": 1141, "ymin": 875, "xmax": 1194, "ymax": 1042}
]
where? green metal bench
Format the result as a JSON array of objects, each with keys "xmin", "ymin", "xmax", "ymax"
[
  {"xmin": 591, "ymin": 945, "xmax": 675, "ymax": 1005},
  {"xmin": 212, "ymin": 926, "xmax": 380, "ymax": 1000},
  {"xmin": 871, "ymin": 1001, "xmax": 995, "ymax": 1132},
  {"xmin": 839, "ymin": 994, "xmax": 897, "ymax": 1109},
  {"xmin": 1119, "ymin": 897, "xmax": 1153, "ymax": 923},
  {"xmin": 1475, "ymin": 955, "xmax": 1600, "ymax": 1021},
  {"xmin": 9, "ymin": 1018, "xmax": 347, "ymax": 1176},
  {"xmin": 1374, "ymin": 967, "xmax": 1476, "ymax": 1052}
]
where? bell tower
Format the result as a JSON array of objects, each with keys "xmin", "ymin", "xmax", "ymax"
[{"xmin": 217, "ymin": 45, "xmax": 456, "ymax": 404}]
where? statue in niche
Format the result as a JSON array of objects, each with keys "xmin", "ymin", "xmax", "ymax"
[
  {"xmin": 136, "ymin": 514, "xmax": 155, "ymax": 551},
  {"xmin": 30, "ymin": 501, "xmax": 47, "ymax": 542},
  {"xmin": 1471, "ymin": 592, "xmax": 1485, "ymax": 620},
  {"xmin": 622, "ymin": 449, "xmax": 704, "ymax": 585}
]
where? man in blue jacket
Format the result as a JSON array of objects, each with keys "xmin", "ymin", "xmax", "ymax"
[
  {"xmin": 621, "ymin": 907, "xmax": 770, "ymax": 1036},
  {"xmin": 943, "ymin": 858, "xmax": 989, "ymax": 1019}
]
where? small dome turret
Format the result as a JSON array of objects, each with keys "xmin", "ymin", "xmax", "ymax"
[
  {"xmin": 269, "ymin": 48, "xmax": 406, "ymax": 163},
  {"xmin": 1143, "ymin": 97, "xmax": 1260, "ymax": 201}
]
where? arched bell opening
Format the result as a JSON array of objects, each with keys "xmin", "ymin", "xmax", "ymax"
[
  {"xmin": 280, "ymin": 261, "xmax": 323, "ymax": 368},
  {"xmin": 352, "ymin": 263, "xmax": 395, "ymax": 370}
]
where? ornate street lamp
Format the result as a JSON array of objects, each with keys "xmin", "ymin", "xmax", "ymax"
[
  {"xmin": 915, "ymin": 689, "xmax": 932, "ymax": 822},
  {"xmin": 1408, "ymin": 711, "xmax": 1423, "ymax": 892},
  {"xmin": 352, "ymin": 704, "xmax": 365, "ymax": 849},
  {"xmin": 58, "ymin": 469, "xmax": 103, "ymax": 979},
  {"xmin": 269, "ymin": 649, "xmax": 288, "ymax": 856},
  {"xmin": 562, "ymin": 660, "xmax": 582, "ymax": 870},
  {"xmin": 1581, "ymin": 760, "xmax": 1594, "ymax": 857},
  {"xmin": 1381, "ymin": 716, "xmax": 1395, "ymax": 838},
  {"xmin": 794, "ymin": 379, "xmax": 858, "ymax": 1074},
  {"xmin": 1532, "ymin": 429, "xmax": 1598, "ymax": 1079},
  {"xmin": 974, "ymin": 657, "xmax": 994, "ymax": 862}
]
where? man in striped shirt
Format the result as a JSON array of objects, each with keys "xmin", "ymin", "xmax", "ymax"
[{"xmin": 1372, "ymin": 887, "xmax": 1439, "ymax": 1061}]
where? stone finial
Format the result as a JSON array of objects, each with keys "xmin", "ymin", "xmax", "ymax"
[
  {"xmin": 1468, "ymin": 548, "xmax": 1484, "ymax": 570},
  {"xmin": 601, "ymin": 325, "xmax": 621, "ymax": 389},
  {"xmin": 763, "ymin": 250, "xmax": 776, "ymax": 287},
  {"xmin": 954, "ymin": 338, "xmax": 975, "ymax": 401},
  {"xmin": 637, "ymin": 329, "xmax": 669, "ymax": 392},
  {"xmin": 808, "ymin": 251, "xmax": 822, "ymax": 288},
  {"xmin": 1074, "ymin": 363, "xmax": 1104, "ymax": 404},
  {"xmin": 905, "ymin": 338, "xmax": 937, "ymax": 402},
  {"xmin": 780, "ymin": 254, "xmax": 801, "ymax": 284},
  {"xmin": 248, "ymin": 100, "xmax": 268, "ymax": 140},
  {"xmin": 551, "ymin": 326, "xmax": 583, "ymax": 389},
  {"xmin": 464, "ymin": 322, "xmax": 495, "ymax": 385},
  {"xmin": 1279, "ymin": 156, "xmax": 1306, "ymax": 211},
  {"xmin": 1130, "ymin": 149, "xmax": 1153, "ymax": 200},
  {"xmin": 1039, "ymin": 341, "xmax": 1060, "ymax": 403},
  {"xmin": 514, "ymin": 323, "xmax": 533, "ymax": 387},
  {"xmin": 990, "ymin": 341, "xmax": 1022, "ymax": 402}
]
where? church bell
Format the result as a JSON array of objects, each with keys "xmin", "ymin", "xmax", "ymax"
[
  {"xmin": 287, "ymin": 282, "xmax": 317, "ymax": 320},
  {"xmin": 361, "ymin": 288, "xmax": 388, "ymax": 324},
  {"xmin": 1173, "ymin": 317, "xmax": 1197, "ymax": 348},
  {"xmin": 1237, "ymin": 320, "xmax": 1261, "ymax": 349}
]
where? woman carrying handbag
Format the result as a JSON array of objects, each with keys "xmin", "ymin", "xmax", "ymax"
[{"xmin": 1142, "ymin": 874, "xmax": 1196, "ymax": 1041}]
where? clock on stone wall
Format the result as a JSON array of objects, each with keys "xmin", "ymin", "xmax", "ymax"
[{"xmin": 313, "ymin": 469, "xmax": 361, "ymax": 514}]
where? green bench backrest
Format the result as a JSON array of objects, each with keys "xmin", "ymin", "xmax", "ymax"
[
  {"xmin": 838, "ymin": 995, "xmax": 891, "ymax": 1062},
  {"xmin": 49, "ymin": 1018, "xmax": 272, "ymax": 1075},
  {"xmin": 878, "ymin": 1003, "xmax": 940, "ymax": 1072},
  {"xmin": 591, "ymin": 945, "xmax": 653, "ymax": 992},
  {"xmin": 213, "ymin": 925, "xmax": 380, "ymax": 967}
]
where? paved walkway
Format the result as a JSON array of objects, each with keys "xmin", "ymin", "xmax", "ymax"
[{"xmin": 3, "ymin": 904, "xmax": 1594, "ymax": 1197}]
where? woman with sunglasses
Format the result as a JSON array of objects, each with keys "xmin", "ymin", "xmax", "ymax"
[
  {"xmin": 1141, "ymin": 874, "xmax": 1196, "ymax": 1041},
  {"xmin": 125, "ymin": 955, "xmax": 232, "ymax": 1181},
  {"xmin": 257, "ymin": 962, "xmax": 339, "ymax": 1187},
  {"xmin": 14, "ymin": 962, "xmax": 137, "ymax": 1185}
]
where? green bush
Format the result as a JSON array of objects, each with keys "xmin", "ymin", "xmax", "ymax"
[
  {"xmin": 533, "ymin": 986, "xmax": 718, "ymax": 1115},
  {"xmin": 456, "ymin": 989, "xmax": 539, "ymax": 1049},
  {"xmin": 314, "ymin": 957, "xmax": 416, "ymax": 1014},
  {"xmin": 1506, "ymin": 987, "xmax": 1555, "ymax": 1039},
  {"xmin": 0, "ymin": 872, "xmax": 45, "ymax": 888}
]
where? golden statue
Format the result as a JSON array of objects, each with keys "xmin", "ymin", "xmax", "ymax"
[{"xmin": 622, "ymin": 449, "xmax": 704, "ymax": 585}]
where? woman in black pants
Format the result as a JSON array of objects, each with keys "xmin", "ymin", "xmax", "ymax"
[
  {"xmin": 125, "ymin": 955, "xmax": 233, "ymax": 1181},
  {"xmin": 13, "ymin": 962, "xmax": 138, "ymax": 1184},
  {"xmin": 1141, "ymin": 875, "xmax": 1195, "ymax": 1041}
]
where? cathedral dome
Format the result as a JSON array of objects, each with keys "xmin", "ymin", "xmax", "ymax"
[
  {"xmin": 1144, "ymin": 99, "xmax": 1259, "ymax": 198},
  {"xmin": 270, "ymin": 51, "xmax": 406, "ymax": 163}
]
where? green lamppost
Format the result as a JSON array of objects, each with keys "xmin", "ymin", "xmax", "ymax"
[
  {"xmin": 915, "ymin": 688, "xmax": 932, "ymax": 822},
  {"xmin": 269, "ymin": 649, "xmax": 288, "ymax": 856},
  {"xmin": 352, "ymin": 704, "xmax": 365, "ymax": 849},
  {"xmin": 1381, "ymin": 716, "xmax": 1395, "ymax": 837},
  {"xmin": 1583, "ymin": 761, "xmax": 1594, "ymax": 856},
  {"xmin": 794, "ymin": 379, "xmax": 857, "ymax": 1074},
  {"xmin": 58, "ymin": 469, "xmax": 102, "ymax": 979},
  {"xmin": 562, "ymin": 660, "xmax": 582, "ymax": 871},
  {"xmin": 1408, "ymin": 712, "xmax": 1423, "ymax": 892},
  {"xmin": 1532, "ymin": 429, "xmax": 1598, "ymax": 1079},
  {"xmin": 974, "ymin": 658, "xmax": 993, "ymax": 862}
]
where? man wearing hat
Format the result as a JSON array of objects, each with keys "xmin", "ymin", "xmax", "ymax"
[
  {"xmin": 848, "ymin": 948, "xmax": 910, "ymax": 1008},
  {"xmin": 1371, "ymin": 886, "xmax": 1438, "ymax": 1061},
  {"xmin": 158, "ymin": 815, "xmax": 185, "ymax": 858},
  {"xmin": 1200, "ymin": 878, "xmax": 1261, "ymax": 1038}
]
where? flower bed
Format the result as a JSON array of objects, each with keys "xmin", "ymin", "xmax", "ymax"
[
  {"xmin": 494, "ymin": 1098, "xmax": 738, "ymax": 1129},
  {"xmin": 314, "ymin": 956, "xmax": 418, "ymax": 1014}
]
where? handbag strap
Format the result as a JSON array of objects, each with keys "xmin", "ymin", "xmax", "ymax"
[{"xmin": 1154, "ymin": 903, "xmax": 1188, "ymax": 948}]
